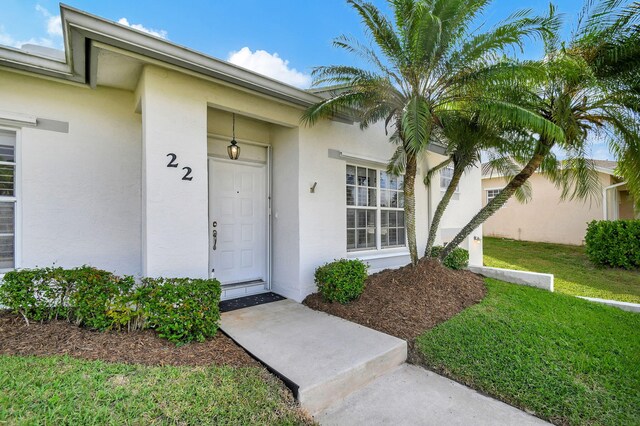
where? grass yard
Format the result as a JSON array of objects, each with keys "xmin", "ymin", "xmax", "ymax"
[
  {"xmin": 483, "ymin": 237, "xmax": 640, "ymax": 303},
  {"xmin": 0, "ymin": 355, "xmax": 311, "ymax": 425},
  {"xmin": 416, "ymin": 279, "xmax": 640, "ymax": 426}
]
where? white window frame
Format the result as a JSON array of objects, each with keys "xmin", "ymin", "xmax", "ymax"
[
  {"xmin": 485, "ymin": 188, "xmax": 504, "ymax": 207},
  {"xmin": 346, "ymin": 164, "xmax": 407, "ymax": 253},
  {"xmin": 0, "ymin": 126, "xmax": 21, "ymax": 272},
  {"xmin": 440, "ymin": 165, "xmax": 460, "ymax": 194}
]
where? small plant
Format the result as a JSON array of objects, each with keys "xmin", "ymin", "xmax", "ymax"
[
  {"xmin": 585, "ymin": 220, "xmax": 640, "ymax": 270},
  {"xmin": 430, "ymin": 246, "xmax": 469, "ymax": 270},
  {"xmin": 0, "ymin": 267, "xmax": 73, "ymax": 323},
  {"xmin": 315, "ymin": 259, "xmax": 368, "ymax": 304},
  {"xmin": 137, "ymin": 277, "xmax": 222, "ymax": 343},
  {"xmin": 69, "ymin": 267, "xmax": 136, "ymax": 330}
]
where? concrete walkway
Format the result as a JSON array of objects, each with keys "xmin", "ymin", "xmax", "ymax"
[
  {"xmin": 221, "ymin": 299, "xmax": 407, "ymax": 414},
  {"xmin": 220, "ymin": 299, "xmax": 548, "ymax": 425},
  {"xmin": 316, "ymin": 364, "xmax": 548, "ymax": 425}
]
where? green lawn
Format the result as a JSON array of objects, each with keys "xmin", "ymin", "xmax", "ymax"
[
  {"xmin": 483, "ymin": 237, "xmax": 640, "ymax": 303},
  {"xmin": 0, "ymin": 356, "xmax": 310, "ymax": 425},
  {"xmin": 416, "ymin": 279, "xmax": 640, "ymax": 426}
]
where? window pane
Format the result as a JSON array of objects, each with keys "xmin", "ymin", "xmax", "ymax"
[
  {"xmin": 0, "ymin": 130, "xmax": 15, "ymax": 163},
  {"xmin": 390, "ymin": 191, "xmax": 398, "ymax": 208},
  {"xmin": 397, "ymin": 211, "xmax": 405, "ymax": 227},
  {"xmin": 389, "ymin": 210, "xmax": 397, "ymax": 227},
  {"xmin": 346, "ymin": 209, "xmax": 355, "ymax": 228},
  {"xmin": 388, "ymin": 228, "xmax": 397, "ymax": 246},
  {"xmin": 346, "ymin": 186, "xmax": 355, "ymax": 206},
  {"xmin": 397, "ymin": 175, "xmax": 404, "ymax": 189},
  {"xmin": 381, "ymin": 210, "xmax": 388, "ymax": 227},
  {"xmin": 0, "ymin": 235, "xmax": 14, "ymax": 269},
  {"xmin": 381, "ymin": 227, "xmax": 388, "ymax": 246},
  {"xmin": 368, "ymin": 188, "xmax": 377, "ymax": 207},
  {"xmin": 0, "ymin": 203, "xmax": 15, "ymax": 234},
  {"xmin": 357, "ymin": 210, "xmax": 366, "ymax": 228},
  {"xmin": 390, "ymin": 175, "xmax": 398, "ymax": 190},
  {"xmin": 357, "ymin": 187, "xmax": 368, "ymax": 206},
  {"xmin": 397, "ymin": 192, "xmax": 404, "ymax": 208},
  {"xmin": 346, "ymin": 165, "xmax": 356, "ymax": 185},
  {"xmin": 0, "ymin": 202, "xmax": 15, "ymax": 269},
  {"xmin": 0, "ymin": 165, "xmax": 15, "ymax": 197},
  {"xmin": 357, "ymin": 167, "xmax": 367, "ymax": 186},
  {"xmin": 398, "ymin": 228, "xmax": 405, "ymax": 245},
  {"xmin": 347, "ymin": 230, "xmax": 356, "ymax": 250},
  {"xmin": 367, "ymin": 210, "xmax": 376, "ymax": 226},
  {"xmin": 368, "ymin": 169, "xmax": 377, "ymax": 188},
  {"xmin": 380, "ymin": 190, "xmax": 389, "ymax": 207},
  {"xmin": 380, "ymin": 171, "xmax": 388, "ymax": 189},
  {"xmin": 357, "ymin": 229, "xmax": 367, "ymax": 249}
]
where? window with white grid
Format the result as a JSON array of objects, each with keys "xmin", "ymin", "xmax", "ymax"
[
  {"xmin": 440, "ymin": 165, "xmax": 460, "ymax": 193},
  {"xmin": 0, "ymin": 130, "xmax": 16, "ymax": 270},
  {"xmin": 486, "ymin": 189, "xmax": 500, "ymax": 203},
  {"xmin": 346, "ymin": 165, "xmax": 405, "ymax": 251}
]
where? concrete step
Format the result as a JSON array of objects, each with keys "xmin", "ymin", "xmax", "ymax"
[
  {"xmin": 316, "ymin": 364, "xmax": 549, "ymax": 425},
  {"xmin": 220, "ymin": 299, "xmax": 407, "ymax": 415}
]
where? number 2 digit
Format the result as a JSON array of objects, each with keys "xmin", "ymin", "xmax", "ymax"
[
  {"xmin": 182, "ymin": 167, "xmax": 193, "ymax": 181},
  {"xmin": 166, "ymin": 153, "xmax": 178, "ymax": 167}
]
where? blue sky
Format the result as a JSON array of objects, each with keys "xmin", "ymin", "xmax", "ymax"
[{"xmin": 0, "ymin": 0, "xmax": 613, "ymax": 159}]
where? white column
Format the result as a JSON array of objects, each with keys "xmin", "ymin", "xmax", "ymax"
[{"xmin": 140, "ymin": 67, "xmax": 209, "ymax": 278}]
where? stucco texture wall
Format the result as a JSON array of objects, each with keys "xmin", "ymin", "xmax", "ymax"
[
  {"xmin": 481, "ymin": 173, "xmax": 612, "ymax": 245},
  {"xmin": 0, "ymin": 69, "xmax": 142, "ymax": 275}
]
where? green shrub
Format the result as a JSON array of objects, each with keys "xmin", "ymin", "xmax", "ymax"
[
  {"xmin": 0, "ymin": 267, "xmax": 222, "ymax": 343},
  {"xmin": 0, "ymin": 267, "xmax": 73, "ymax": 322},
  {"xmin": 315, "ymin": 259, "xmax": 367, "ymax": 304},
  {"xmin": 137, "ymin": 277, "xmax": 222, "ymax": 344},
  {"xmin": 68, "ymin": 267, "xmax": 136, "ymax": 330},
  {"xmin": 585, "ymin": 220, "xmax": 640, "ymax": 269},
  {"xmin": 430, "ymin": 246, "xmax": 469, "ymax": 270}
]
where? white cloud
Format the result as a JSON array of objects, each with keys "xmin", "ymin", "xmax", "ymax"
[
  {"xmin": 36, "ymin": 5, "xmax": 62, "ymax": 37},
  {"xmin": 227, "ymin": 47, "xmax": 311, "ymax": 88},
  {"xmin": 117, "ymin": 18, "xmax": 168, "ymax": 39},
  {"xmin": 0, "ymin": 30, "xmax": 54, "ymax": 49},
  {"xmin": 0, "ymin": 5, "xmax": 62, "ymax": 50}
]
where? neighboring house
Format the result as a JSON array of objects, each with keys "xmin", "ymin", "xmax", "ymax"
[
  {"xmin": 0, "ymin": 5, "xmax": 483, "ymax": 302},
  {"xmin": 482, "ymin": 160, "xmax": 638, "ymax": 245}
]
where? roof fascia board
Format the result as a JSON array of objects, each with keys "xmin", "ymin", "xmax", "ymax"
[{"xmin": 61, "ymin": 4, "xmax": 323, "ymax": 108}]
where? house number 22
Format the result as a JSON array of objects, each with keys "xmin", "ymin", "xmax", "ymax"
[{"xmin": 166, "ymin": 153, "xmax": 193, "ymax": 181}]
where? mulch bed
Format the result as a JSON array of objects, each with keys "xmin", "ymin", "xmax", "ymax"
[
  {"xmin": 303, "ymin": 259, "xmax": 487, "ymax": 340},
  {"xmin": 0, "ymin": 312, "xmax": 257, "ymax": 368}
]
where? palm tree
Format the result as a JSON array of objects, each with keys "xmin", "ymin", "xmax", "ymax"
[
  {"xmin": 439, "ymin": 0, "xmax": 640, "ymax": 261},
  {"xmin": 302, "ymin": 0, "xmax": 553, "ymax": 265},
  {"xmin": 423, "ymin": 115, "xmax": 534, "ymax": 257}
]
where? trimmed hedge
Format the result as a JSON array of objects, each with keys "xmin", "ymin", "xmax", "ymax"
[
  {"xmin": 585, "ymin": 220, "xmax": 640, "ymax": 269},
  {"xmin": 431, "ymin": 246, "xmax": 469, "ymax": 270},
  {"xmin": 138, "ymin": 277, "xmax": 221, "ymax": 343},
  {"xmin": 315, "ymin": 259, "xmax": 368, "ymax": 304},
  {"xmin": 0, "ymin": 266, "xmax": 222, "ymax": 343}
]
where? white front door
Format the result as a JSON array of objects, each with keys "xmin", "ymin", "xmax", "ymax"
[{"xmin": 208, "ymin": 158, "xmax": 267, "ymax": 285}]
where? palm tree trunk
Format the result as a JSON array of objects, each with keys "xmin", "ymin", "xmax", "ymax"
[
  {"xmin": 425, "ymin": 164, "xmax": 464, "ymax": 257},
  {"xmin": 404, "ymin": 154, "xmax": 418, "ymax": 265},
  {"xmin": 439, "ymin": 140, "xmax": 554, "ymax": 261}
]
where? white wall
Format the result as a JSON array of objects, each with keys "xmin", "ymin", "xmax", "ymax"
[
  {"xmin": 295, "ymin": 120, "xmax": 435, "ymax": 299},
  {"xmin": 270, "ymin": 126, "xmax": 301, "ymax": 300},
  {"xmin": 0, "ymin": 69, "xmax": 142, "ymax": 276}
]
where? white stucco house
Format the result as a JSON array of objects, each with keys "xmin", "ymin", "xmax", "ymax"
[{"xmin": 0, "ymin": 5, "xmax": 483, "ymax": 301}]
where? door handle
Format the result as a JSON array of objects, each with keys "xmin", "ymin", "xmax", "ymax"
[{"xmin": 212, "ymin": 230, "xmax": 217, "ymax": 251}]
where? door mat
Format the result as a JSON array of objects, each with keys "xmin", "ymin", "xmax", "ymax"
[{"xmin": 219, "ymin": 292, "xmax": 286, "ymax": 313}]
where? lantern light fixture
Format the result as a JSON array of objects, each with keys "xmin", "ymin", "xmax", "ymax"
[{"xmin": 227, "ymin": 113, "xmax": 240, "ymax": 160}]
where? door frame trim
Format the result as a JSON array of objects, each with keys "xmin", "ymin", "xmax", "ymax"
[{"xmin": 207, "ymin": 146, "xmax": 272, "ymax": 291}]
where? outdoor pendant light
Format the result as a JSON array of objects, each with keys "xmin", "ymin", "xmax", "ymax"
[{"xmin": 227, "ymin": 113, "xmax": 240, "ymax": 160}]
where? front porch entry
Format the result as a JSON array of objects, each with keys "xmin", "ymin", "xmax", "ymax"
[{"xmin": 208, "ymin": 154, "xmax": 270, "ymax": 299}]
